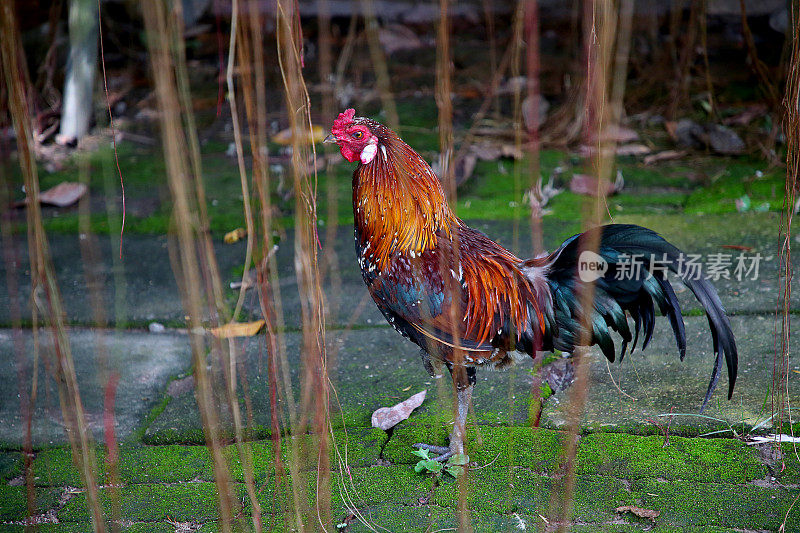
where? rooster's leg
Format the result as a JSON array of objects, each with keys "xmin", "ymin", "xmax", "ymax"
[{"xmin": 413, "ymin": 366, "xmax": 475, "ymax": 461}]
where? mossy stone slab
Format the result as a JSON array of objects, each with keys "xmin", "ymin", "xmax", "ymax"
[
  {"xmin": 0, "ymin": 485, "xmax": 62, "ymax": 522},
  {"xmin": 631, "ymin": 477, "xmax": 800, "ymax": 530},
  {"xmin": 576, "ymin": 433, "xmax": 765, "ymax": 483},
  {"xmin": 57, "ymin": 482, "xmax": 247, "ymax": 523},
  {"xmin": 144, "ymin": 327, "xmax": 538, "ymax": 445}
]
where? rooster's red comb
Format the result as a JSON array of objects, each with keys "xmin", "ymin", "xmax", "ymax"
[{"xmin": 332, "ymin": 108, "xmax": 356, "ymax": 136}]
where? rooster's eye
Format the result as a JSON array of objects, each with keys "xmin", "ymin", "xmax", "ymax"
[{"xmin": 351, "ymin": 131, "xmax": 364, "ymax": 140}]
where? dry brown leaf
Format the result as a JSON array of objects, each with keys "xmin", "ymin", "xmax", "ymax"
[
  {"xmin": 615, "ymin": 506, "xmax": 660, "ymax": 521},
  {"xmin": 643, "ymin": 150, "xmax": 686, "ymax": 165},
  {"xmin": 664, "ymin": 121, "xmax": 678, "ymax": 141},
  {"xmin": 470, "ymin": 143, "xmax": 502, "ymax": 161},
  {"xmin": 615, "ymin": 143, "xmax": 651, "ymax": 156},
  {"xmin": 722, "ymin": 104, "xmax": 767, "ymax": 126},
  {"xmin": 499, "ymin": 144, "xmax": 524, "ymax": 159},
  {"xmin": 592, "ymin": 124, "xmax": 639, "ymax": 143},
  {"xmin": 378, "ymin": 24, "xmax": 424, "ymax": 55},
  {"xmin": 273, "ymin": 125, "xmax": 326, "ymax": 146},
  {"xmin": 209, "ymin": 320, "xmax": 265, "ymax": 338},
  {"xmin": 36, "ymin": 182, "xmax": 87, "ymax": 207},
  {"xmin": 453, "ymin": 153, "xmax": 478, "ymax": 185},
  {"xmin": 371, "ymin": 390, "xmax": 426, "ymax": 431},
  {"xmin": 224, "ymin": 228, "xmax": 246, "ymax": 244},
  {"xmin": 456, "ymin": 87, "xmax": 482, "ymax": 99},
  {"xmin": 570, "ymin": 174, "xmax": 620, "ymax": 197}
]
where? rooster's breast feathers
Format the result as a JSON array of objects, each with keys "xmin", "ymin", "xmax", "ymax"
[{"xmin": 350, "ymin": 118, "xmax": 550, "ymax": 365}]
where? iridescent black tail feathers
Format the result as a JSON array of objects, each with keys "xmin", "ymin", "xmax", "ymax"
[{"xmin": 543, "ymin": 224, "xmax": 737, "ymax": 411}]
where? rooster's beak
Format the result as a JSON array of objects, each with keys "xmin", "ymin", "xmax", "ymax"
[{"xmin": 323, "ymin": 134, "xmax": 337, "ymax": 144}]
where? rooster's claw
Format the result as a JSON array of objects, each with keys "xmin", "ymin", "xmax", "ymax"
[{"xmin": 412, "ymin": 443, "xmax": 453, "ymax": 462}]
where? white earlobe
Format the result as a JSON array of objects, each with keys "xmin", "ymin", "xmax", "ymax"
[{"xmin": 361, "ymin": 143, "xmax": 378, "ymax": 164}]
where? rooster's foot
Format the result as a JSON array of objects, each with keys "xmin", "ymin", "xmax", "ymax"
[{"xmin": 412, "ymin": 442, "xmax": 453, "ymax": 462}]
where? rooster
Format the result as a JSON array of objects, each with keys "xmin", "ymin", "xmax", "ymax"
[{"xmin": 325, "ymin": 108, "xmax": 737, "ymax": 460}]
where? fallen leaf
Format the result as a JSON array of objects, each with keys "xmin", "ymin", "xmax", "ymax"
[
  {"xmin": 371, "ymin": 390, "xmax": 426, "ymax": 431},
  {"xmin": 456, "ymin": 86, "xmax": 482, "ymax": 99},
  {"xmin": 230, "ymin": 269, "xmax": 257, "ymax": 290},
  {"xmin": 643, "ymin": 150, "xmax": 686, "ymax": 165},
  {"xmin": 378, "ymin": 24, "xmax": 424, "ymax": 55},
  {"xmin": 569, "ymin": 173, "xmax": 620, "ymax": 197},
  {"xmin": 592, "ymin": 124, "xmax": 639, "ymax": 143},
  {"xmin": 454, "ymin": 153, "xmax": 477, "ymax": 185},
  {"xmin": 209, "ymin": 320, "xmax": 265, "ymax": 338},
  {"xmin": 468, "ymin": 142, "xmax": 524, "ymax": 162},
  {"xmin": 499, "ymin": 144, "xmax": 524, "ymax": 159},
  {"xmin": 615, "ymin": 143, "xmax": 651, "ymax": 156},
  {"xmin": 192, "ymin": 97, "xmax": 220, "ymax": 111},
  {"xmin": 224, "ymin": 228, "xmax": 246, "ymax": 244},
  {"xmin": 723, "ymin": 104, "xmax": 768, "ymax": 126},
  {"xmin": 615, "ymin": 506, "xmax": 660, "ymax": 521},
  {"xmin": 273, "ymin": 125, "xmax": 326, "ymax": 146},
  {"xmin": 470, "ymin": 142, "xmax": 501, "ymax": 161},
  {"xmin": 28, "ymin": 182, "xmax": 88, "ymax": 207},
  {"xmin": 664, "ymin": 120, "xmax": 678, "ymax": 141},
  {"xmin": 521, "ymin": 95, "xmax": 549, "ymax": 130}
]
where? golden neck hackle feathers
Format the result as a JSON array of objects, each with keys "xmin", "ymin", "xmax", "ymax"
[
  {"xmin": 351, "ymin": 120, "xmax": 540, "ymax": 349},
  {"xmin": 353, "ymin": 125, "xmax": 458, "ymax": 270}
]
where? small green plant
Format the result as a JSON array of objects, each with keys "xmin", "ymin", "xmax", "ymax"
[
  {"xmin": 539, "ymin": 381, "xmax": 553, "ymax": 400},
  {"xmin": 412, "ymin": 449, "xmax": 470, "ymax": 478}
]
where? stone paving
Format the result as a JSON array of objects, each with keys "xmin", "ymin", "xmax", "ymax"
[{"xmin": 0, "ymin": 213, "xmax": 798, "ymax": 531}]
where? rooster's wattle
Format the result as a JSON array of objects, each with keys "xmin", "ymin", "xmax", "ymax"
[{"xmin": 326, "ymin": 108, "xmax": 737, "ymax": 459}]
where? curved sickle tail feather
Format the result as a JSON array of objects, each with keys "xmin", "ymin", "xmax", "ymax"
[{"xmin": 540, "ymin": 224, "xmax": 737, "ymax": 411}]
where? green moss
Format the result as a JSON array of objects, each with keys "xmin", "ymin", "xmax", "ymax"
[
  {"xmin": 570, "ymin": 526, "xmax": 740, "ymax": 533},
  {"xmin": 380, "ymin": 418, "xmax": 450, "ymax": 465},
  {"xmin": 0, "ymin": 486, "xmax": 62, "ymax": 522},
  {"xmin": 36, "ymin": 524, "xmax": 177, "ymax": 533},
  {"xmin": 119, "ymin": 524, "xmax": 177, "ymax": 533},
  {"xmin": 432, "ymin": 470, "xmax": 636, "ymax": 523},
  {"xmin": 197, "ymin": 516, "xmax": 282, "ymax": 532},
  {"xmin": 577, "ymin": 433, "xmax": 765, "ymax": 483},
  {"xmin": 328, "ymin": 505, "xmax": 442, "ymax": 533},
  {"xmin": 631, "ymin": 478, "xmax": 800, "ymax": 530},
  {"xmin": 772, "ymin": 442, "xmax": 800, "ymax": 485},
  {"xmin": 117, "ymin": 444, "xmax": 216, "ymax": 484},
  {"xmin": 382, "ymin": 425, "xmax": 564, "ymax": 473},
  {"xmin": 0, "ymin": 452, "xmax": 21, "ymax": 483},
  {"xmin": 467, "ymin": 427, "xmax": 564, "ymax": 472},
  {"xmin": 58, "ymin": 482, "xmax": 246, "ymax": 523},
  {"xmin": 10, "ymin": 114, "xmax": 783, "ymax": 241},
  {"xmin": 325, "ymin": 465, "xmax": 434, "ymax": 510},
  {"xmin": 613, "ymin": 211, "xmax": 792, "ymax": 252},
  {"xmin": 33, "ymin": 447, "xmax": 106, "ymax": 487},
  {"xmin": 134, "ymin": 378, "xmax": 178, "ymax": 443},
  {"xmin": 684, "ymin": 161, "xmax": 784, "ymax": 215}
]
